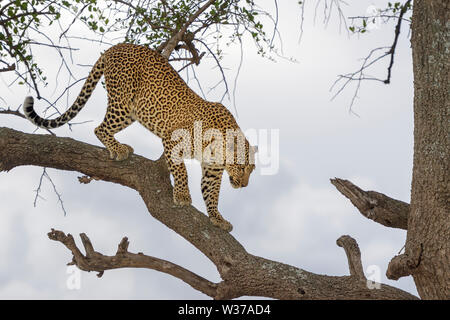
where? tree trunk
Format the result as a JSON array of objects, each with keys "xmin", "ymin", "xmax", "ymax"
[{"xmin": 402, "ymin": 0, "xmax": 449, "ymax": 299}]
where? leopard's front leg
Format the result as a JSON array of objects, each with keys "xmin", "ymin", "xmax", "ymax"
[
  {"xmin": 201, "ymin": 165, "xmax": 233, "ymax": 232},
  {"xmin": 163, "ymin": 139, "xmax": 192, "ymax": 206}
]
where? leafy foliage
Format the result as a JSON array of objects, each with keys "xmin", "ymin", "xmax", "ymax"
[
  {"xmin": 97, "ymin": 1, "xmax": 275, "ymax": 60},
  {"xmin": 0, "ymin": 0, "xmax": 107, "ymax": 94},
  {"xmin": 0, "ymin": 0, "xmax": 278, "ymax": 98}
]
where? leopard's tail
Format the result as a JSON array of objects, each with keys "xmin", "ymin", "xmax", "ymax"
[{"xmin": 23, "ymin": 55, "xmax": 105, "ymax": 129}]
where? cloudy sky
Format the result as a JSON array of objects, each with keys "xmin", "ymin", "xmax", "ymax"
[{"xmin": 0, "ymin": 0, "xmax": 418, "ymax": 298}]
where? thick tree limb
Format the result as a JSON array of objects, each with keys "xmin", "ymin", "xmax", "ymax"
[
  {"xmin": 0, "ymin": 127, "xmax": 417, "ymax": 299},
  {"xmin": 47, "ymin": 229, "xmax": 218, "ymax": 298},
  {"xmin": 330, "ymin": 178, "xmax": 409, "ymax": 230}
]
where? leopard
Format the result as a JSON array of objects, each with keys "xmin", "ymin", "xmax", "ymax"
[{"xmin": 23, "ymin": 43, "xmax": 257, "ymax": 232}]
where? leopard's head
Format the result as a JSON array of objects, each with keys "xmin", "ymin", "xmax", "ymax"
[{"xmin": 225, "ymin": 139, "xmax": 257, "ymax": 189}]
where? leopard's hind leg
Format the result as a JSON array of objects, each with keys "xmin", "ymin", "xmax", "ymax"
[{"xmin": 95, "ymin": 100, "xmax": 135, "ymax": 161}]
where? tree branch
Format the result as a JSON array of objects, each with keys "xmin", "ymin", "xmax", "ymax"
[
  {"xmin": 337, "ymin": 235, "xmax": 365, "ymax": 280},
  {"xmin": 161, "ymin": 0, "xmax": 215, "ymax": 59},
  {"xmin": 47, "ymin": 229, "xmax": 218, "ymax": 298},
  {"xmin": 330, "ymin": 178, "xmax": 409, "ymax": 230},
  {"xmin": 0, "ymin": 127, "xmax": 418, "ymax": 300},
  {"xmin": 332, "ymin": 0, "xmax": 412, "ymax": 110},
  {"xmin": 0, "ymin": 63, "xmax": 15, "ymax": 73},
  {"xmin": 0, "ymin": 107, "xmax": 55, "ymax": 135},
  {"xmin": 386, "ymin": 243, "xmax": 423, "ymax": 280},
  {"xmin": 384, "ymin": 0, "xmax": 412, "ymax": 84}
]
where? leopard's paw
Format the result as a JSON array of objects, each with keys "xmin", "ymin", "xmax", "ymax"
[
  {"xmin": 173, "ymin": 189, "xmax": 192, "ymax": 206},
  {"xmin": 210, "ymin": 216, "xmax": 233, "ymax": 232},
  {"xmin": 109, "ymin": 144, "xmax": 134, "ymax": 161}
]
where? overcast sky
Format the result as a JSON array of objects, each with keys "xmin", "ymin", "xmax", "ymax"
[{"xmin": 0, "ymin": 0, "xmax": 418, "ymax": 299}]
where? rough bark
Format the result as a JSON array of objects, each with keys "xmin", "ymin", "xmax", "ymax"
[
  {"xmin": 388, "ymin": 0, "xmax": 449, "ymax": 299},
  {"xmin": 336, "ymin": 235, "xmax": 365, "ymax": 280},
  {"xmin": 0, "ymin": 127, "xmax": 417, "ymax": 300},
  {"xmin": 332, "ymin": 0, "xmax": 450, "ymax": 299},
  {"xmin": 331, "ymin": 178, "xmax": 409, "ymax": 230}
]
